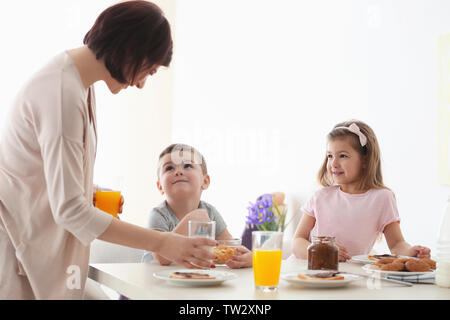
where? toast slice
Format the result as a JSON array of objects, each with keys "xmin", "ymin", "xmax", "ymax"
[
  {"xmin": 368, "ymin": 254, "xmax": 398, "ymax": 261},
  {"xmin": 297, "ymin": 272, "xmax": 344, "ymax": 281},
  {"xmin": 169, "ymin": 271, "xmax": 216, "ymax": 280}
]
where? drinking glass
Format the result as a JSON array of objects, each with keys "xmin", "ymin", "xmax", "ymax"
[
  {"xmin": 252, "ymin": 231, "xmax": 283, "ymax": 292},
  {"xmin": 213, "ymin": 238, "xmax": 242, "ymax": 265},
  {"xmin": 95, "ymin": 191, "xmax": 121, "ymax": 218},
  {"xmin": 95, "ymin": 175, "xmax": 123, "ymax": 218},
  {"xmin": 188, "ymin": 220, "xmax": 216, "ymax": 265}
]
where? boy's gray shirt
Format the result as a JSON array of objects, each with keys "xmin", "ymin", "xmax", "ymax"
[{"xmin": 141, "ymin": 200, "xmax": 227, "ymax": 263}]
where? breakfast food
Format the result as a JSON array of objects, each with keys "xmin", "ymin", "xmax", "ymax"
[
  {"xmin": 368, "ymin": 254, "xmax": 399, "ymax": 261},
  {"xmin": 213, "ymin": 245, "xmax": 236, "ymax": 264},
  {"xmin": 420, "ymin": 258, "xmax": 436, "ymax": 270},
  {"xmin": 169, "ymin": 272, "xmax": 216, "ymax": 280},
  {"xmin": 370, "ymin": 257, "xmax": 436, "ymax": 272},
  {"xmin": 297, "ymin": 272, "xmax": 345, "ymax": 281},
  {"xmin": 376, "ymin": 258, "xmax": 396, "ymax": 264},
  {"xmin": 405, "ymin": 260, "xmax": 431, "ymax": 272},
  {"xmin": 395, "ymin": 258, "xmax": 415, "ymax": 264},
  {"xmin": 308, "ymin": 236, "xmax": 339, "ymax": 270},
  {"xmin": 379, "ymin": 261, "xmax": 405, "ymax": 271}
]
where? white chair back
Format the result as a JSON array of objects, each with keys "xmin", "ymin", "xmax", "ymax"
[
  {"xmin": 85, "ymin": 240, "xmax": 145, "ymax": 300},
  {"xmin": 89, "ymin": 240, "xmax": 145, "ymax": 264}
]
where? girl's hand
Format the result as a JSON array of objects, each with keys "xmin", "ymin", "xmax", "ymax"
[
  {"xmin": 410, "ymin": 245, "xmax": 431, "ymax": 258},
  {"xmin": 336, "ymin": 242, "xmax": 351, "ymax": 261},
  {"xmin": 225, "ymin": 246, "xmax": 252, "ymax": 269}
]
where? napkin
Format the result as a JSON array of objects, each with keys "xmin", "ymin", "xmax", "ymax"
[{"xmin": 387, "ymin": 273, "xmax": 435, "ymax": 284}]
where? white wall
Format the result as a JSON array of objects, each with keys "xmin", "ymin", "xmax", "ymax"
[
  {"xmin": 172, "ymin": 0, "xmax": 450, "ymax": 253},
  {"xmin": 95, "ymin": 0, "xmax": 175, "ymax": 227},
  {"xmin": 0, "ymin": 0, "xmax": 175, "ymax": 227},
  {"xmin": 1, "ymin": 1, "xmax": 449, "ymax": 255},
  {"xmin": 0, "ymin": 0, "xmax": 111, "ymax": 129}
]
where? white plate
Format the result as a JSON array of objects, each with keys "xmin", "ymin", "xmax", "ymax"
[
  {"xmin": 153, "ymin": 269, "xmax": 238, "ymax": 287},
  {"xmin": 362, "ymin": 264, "xmax": 435, "ymax": 277},
  {"xmin": 350, "ymin": 255, "xmax": 413, "ymax": 265},
  {"xmin": 281, "ymin": 270, "xmax": 362, "ymax": 288},
  {"xmin": 350, "ymin": 255, "xmax": 376, "ymax": 264}
]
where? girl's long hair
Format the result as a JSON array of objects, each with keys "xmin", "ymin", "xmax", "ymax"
[{"xmin": 317, "ymin": 120, "xmax": 388, "ymax": 192}]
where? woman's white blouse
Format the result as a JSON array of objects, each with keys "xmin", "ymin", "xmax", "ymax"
[{"xmin": 0, "ymin": 52, "xmax": 113, "ymax": 299}]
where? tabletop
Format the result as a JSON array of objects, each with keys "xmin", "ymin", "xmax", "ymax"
[{"xmin": 88, "ymin": 257, "xmax": 450, "ymax": 300}]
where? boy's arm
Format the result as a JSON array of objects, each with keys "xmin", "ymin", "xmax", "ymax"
[
  {"xmin": 292, "ymin": 213, "xmax": 316, "ymax": 259},
  {"xmin": 216, "ymin": 228, "xmax": 233, "ymax": 240},
  {"xmin": 383, "ymin": 222, "xmax": 431, "ymax": 258}
]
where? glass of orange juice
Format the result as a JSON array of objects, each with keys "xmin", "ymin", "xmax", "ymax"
[
  {"xmin": 95, "ymin": 191, "xmax": 121, "ymax": 218},
  {"xmin": 252, "ymin": 231, "xmax": 283, "ymax": 292}
]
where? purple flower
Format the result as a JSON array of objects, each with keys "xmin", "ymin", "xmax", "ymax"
[{"xmin": 245, "ymin": 193, "xmax": 279, "ymax": 231}]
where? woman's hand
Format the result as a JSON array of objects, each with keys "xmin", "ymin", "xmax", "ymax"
[
  {"xmin": 157, "ymin": 232, "xmax": 217, "ymax": 269},
  {"xmin": 117, "ymin": 195, "xmax": 124, "ymax": 219},
  {"xmin": 336, "ymin": 242, "xmax": 351, "ymax": 261},
  {"xmin": 225, "ymin": 246, "xmax": 253, "ymax": 269}
]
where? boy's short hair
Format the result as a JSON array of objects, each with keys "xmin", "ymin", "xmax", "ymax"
[
  {"xmin": 158, "ymin": 144, "xmax": 208, "ymax": 177},
  {"xmin": 83, "ymin": 0, "xmax": 173, "ymax": 84}
]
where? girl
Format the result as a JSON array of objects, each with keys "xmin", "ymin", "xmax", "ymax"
[{"xmin": 292, "ymin": 120, "xmax": 431, "ymax": 261}]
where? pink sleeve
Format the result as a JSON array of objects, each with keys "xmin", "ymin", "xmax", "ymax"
[
  {"xmin": 301, "ymin": 192, "xmax": 316, "ymax": 218},
  {"xmin": 377, "ymin": 190, "xmax": 401, "ymax": 232}
]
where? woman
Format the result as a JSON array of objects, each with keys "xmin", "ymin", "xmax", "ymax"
[{"xmin": 0, "ymin": 1, "xmax": 215, "ymax": 299}]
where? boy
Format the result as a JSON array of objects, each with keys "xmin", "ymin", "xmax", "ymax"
[{"xmin": 142, "ymin": 144, "xmax": 253, "ymax": 267}]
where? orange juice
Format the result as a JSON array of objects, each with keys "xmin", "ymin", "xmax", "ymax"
[
  {"xmin": 252, "ymin": 249, "xmax": 282, "ymax": 287},
  {"xmin": 95, "ymin": 191, "xmax": 121, "ymax": 218}
]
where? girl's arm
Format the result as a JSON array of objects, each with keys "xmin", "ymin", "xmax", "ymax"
[
  {"xmin": 292, "ymin": 213, "xmax": 316, "ymax": 259},
  {"xmin": 292, "ymin": 212, "xmax": 351, "ymax": 261},
  {"xmin": 383, "ymin": 222, "xmax": 431, "ymax": 258}
]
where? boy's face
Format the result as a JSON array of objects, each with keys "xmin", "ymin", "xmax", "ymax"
[{"xmin": 157, "ymin": 151, "xmax": 210, "ymax": 199}]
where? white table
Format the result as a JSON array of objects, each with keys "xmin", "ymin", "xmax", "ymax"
[{"xmin": 88, "ymin": 258, "xmax": 450, "ymax": 300}]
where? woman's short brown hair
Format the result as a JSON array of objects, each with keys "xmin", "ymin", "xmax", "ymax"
[{"xmin": 84, "ymin": 0, "xmax": 173, "ymax": 84}]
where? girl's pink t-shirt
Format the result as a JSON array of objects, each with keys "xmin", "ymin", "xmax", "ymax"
[{"xmin": 301, "ymin": 185, "xmax": 400, "ymax": 256}]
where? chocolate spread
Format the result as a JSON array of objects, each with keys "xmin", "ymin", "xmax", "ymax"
[
  {"xmin": 308, "ymin": 272, "xmax": 340, "ymax": 278},
  {"xmin": 172, "ymin": 272, "xmax": 210, "ymax": 278},
  {"xmin": 307, "ymin": 236, "xmax": 339, "ymax": 271}
]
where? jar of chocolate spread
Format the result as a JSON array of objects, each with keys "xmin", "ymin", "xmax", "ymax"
[{"xmin": 307, "ymin": 236, "xmax": 339, "ymax": 271}]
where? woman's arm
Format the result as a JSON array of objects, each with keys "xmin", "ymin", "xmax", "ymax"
[
  {"xmin": 383, "ymin": 222, "xmax": 430, "ymax": 258},
  {"xmin": 98, "ymin": 218, "xmax": 217, "ymax": 269},
  {"xmin": 152, "ymin": 209, "xmax": 212, "ymax": 265},
  {"xmin": 292, "ymin": 213, "xmax": 316, "ymax": 259}
]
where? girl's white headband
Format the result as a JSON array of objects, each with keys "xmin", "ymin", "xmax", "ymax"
[{"xmin": 334, "ymin": 123, "xmax": 367, "ymax": 147}]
